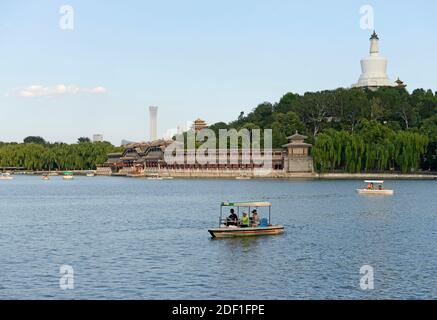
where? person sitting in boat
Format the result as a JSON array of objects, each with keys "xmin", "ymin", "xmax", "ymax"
[
  {"xmin": 378, "ymin": 184, "xmax": 383, "ymax": 190},
  {"xmin": 240, "ymin": 212, "xmax": 250, "ymax": 228},
  {"xmin": 226, "ymin": 209, "xmax": 238, "ymax": 226},
  {"xmin": 367, "ymin": 183, "xmax": 374, "ymax": 190},
  {"xmin": 251, "ymin": 210, "xmax": 260, "ymax": 227}
]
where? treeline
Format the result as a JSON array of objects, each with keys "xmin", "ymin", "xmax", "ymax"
[
  {"xmin": 209, "ymin": 87, "xmax": 437, "ymax": 172},
  {"xmin": 0, "ymin": 137, "xmax": 122, "ymax": 171},
  {"xmin": 312, "ymin": 121, "xmax": 428, "ymax": 173}
]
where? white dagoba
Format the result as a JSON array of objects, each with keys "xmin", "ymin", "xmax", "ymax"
[{"xmin": 352, "ymin": 31, "xmax": 396, "ymax": 90}]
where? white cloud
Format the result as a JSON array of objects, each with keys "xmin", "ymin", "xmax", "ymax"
[
  {"xmin": 7, "ymin": 84, "xmax": 108, "ymax": 98},
  {"xmin": 82, "ymin": 86, "xmax": 107, "ymax": 94}
]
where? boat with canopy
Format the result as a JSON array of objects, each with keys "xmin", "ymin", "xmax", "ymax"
[
  {"xmin": 63, "ymin": 171, "xmax": 74, "ymax": 180},
  {"xmin": 356, "ymin": 180, "xmax": 394, "ymax": 195},
  {"xmin": 0, "ymin": 173, "xmax": 13, "ymax": 180},
  {"xmin": 208, "ymin": 201, "xmax": 284, "ymax": 238}
]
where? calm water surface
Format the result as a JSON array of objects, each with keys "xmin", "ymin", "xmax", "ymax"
[{"xmin": 0, "ymin": 176, "xmax": 436, "ymax": 299}]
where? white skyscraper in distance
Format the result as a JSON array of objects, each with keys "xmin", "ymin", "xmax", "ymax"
[
  {"xmin": 93, "ymin": 134, "xmax": 104, "ymax": 142},
  {"xmin": 149, "ymin": 106, "xmax": 158, "ymax": 141}
]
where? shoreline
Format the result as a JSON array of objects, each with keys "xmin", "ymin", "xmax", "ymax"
[
  {"xmin": 5, "ymin": 170, "xmax": 437, "ymax": 180},
  {"xmin": 114, "ymin": 172, "xmax": 437, "ymax": 181}
]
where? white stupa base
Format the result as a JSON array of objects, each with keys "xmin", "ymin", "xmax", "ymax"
[{"xmin": 352, "ymin": 78, "xmax": 397, "ymax": 90}]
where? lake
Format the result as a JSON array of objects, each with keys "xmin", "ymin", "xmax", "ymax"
[{"xmin": 0, "ymin": 176, "xmax": 436, "ymax": 299}]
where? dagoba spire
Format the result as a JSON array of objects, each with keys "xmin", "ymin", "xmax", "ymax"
[{"xmin": 369, "ymin": 31, "xmax": 379, "ymax": 56}]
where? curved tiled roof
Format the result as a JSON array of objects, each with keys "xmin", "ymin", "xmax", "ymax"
[
  {"xmin": 282, "ymin": 142, "xmax": 312, "ymax": 148},
  {"xmin": 287, "ymin": 132, "xmax": 308, "ymax": 141}
]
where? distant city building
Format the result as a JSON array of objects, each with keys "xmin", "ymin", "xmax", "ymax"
[
  {"xmin": 192, "ymin": 118, "xmax": 207, "ymax": 132},
  {"xmin": 352, "ymin": 31, "xmax": 406, "ymax": 91},
  {"xmin": 149, "ymin": 106, "xmax": 158, "ymax": 142},
  {"xmin": 93, "ymin": 134, "xmax": 104, "ymax": 142}
]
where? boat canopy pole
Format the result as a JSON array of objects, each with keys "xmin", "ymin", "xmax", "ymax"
[{"xmin": 269, "ymin": 206, "xmax": 272, "ymax": 225}]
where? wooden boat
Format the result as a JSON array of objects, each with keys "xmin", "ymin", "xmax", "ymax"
[
  {"xmin": 208, "ymin": 201, "xmax": 284, "ymax": 239},
  {"xmin": 63, "ymin": 171, "xmax": 74, "ymax": 180},
  {"xmin": 209, "ymin": 225, "xmax": 284, "ymax": 238},
  {"xmin": 356, "ymin": 180, "xmax": 394, "ymax": 196},
  {"xmin": 0, "ymin": 173, "xmax": 13, "ymax": 180}
]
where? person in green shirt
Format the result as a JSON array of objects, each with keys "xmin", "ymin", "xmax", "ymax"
[{"xmin": 240, "ymin": 212, "xmax": 250, "ymax": 228}]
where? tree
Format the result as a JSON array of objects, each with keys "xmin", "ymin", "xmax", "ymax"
[
  {"xmin": 312, "ymin": 121, "xmax": 428, "ymax": 173},
  {"xmin": 195, "ymin": 86, "xmax": 437, "ymax": 173},
  {"xmin": 271, "ymin": 112, "xmax": 305, "ymax": 148},
  {"xmin": 344, "ymin": 89, "xmax": 368, "ymax": 132},
  {"xmin": 0, "ymin": 141, "xmax": 122, "ymax": 171},
  {"xmin": 78, "ymin": 137, "xmax": 91, "ymax": 143},
  {"xmin": 275, "ymin": 92, "xmax": 299, "ymax": 114},
  {"xmin": 297, "ymin": 92, "xmax": 332, "ymax": 136},
  {"xmin": 368, "ymin": 97, "xmax": 385, "ymax": 121},
  {"xmin": 249, "ymin": 103, "xmax": 274, "ymax": 128},
  {"xmin": 409, "ymin": 89, "xmax": 437, "ymax": 125},
  {"xmin": 23, "ymin": 136, "xmax": 46, "ymax": 145},
  {"xmin": 237, "ymin": 112, "xmax": 245, "ymax": 122}
]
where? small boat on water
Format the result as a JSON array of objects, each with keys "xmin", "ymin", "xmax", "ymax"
[
  {"xmin": 235, "ymin": 175, "xmax": 251, "ymax": 180},
  {"xmin": 42, "ymin": 175, "xmax": 50, "ymax": 181},
  {"xmin": 63, "ymin": 171, "xmax": 74, "ymax": 180},
  {"xmin": 147, "ymin": 177, "xmax": 163, "ymax": 180},
  {"xmin": 146, "ymin": 173, "xmax": 164, "ymax": 180},
  {"xmin": 0, "ymin": 173, "xmax": 13, "ymax": 180},
  {"xmin": 208, "ymin": 201, "xmax": 284, "ymax": 239},
  {"xmin": 356, "ymin": 180, "xmax": 394, "ymax": 196},
  {"xmin": 86, "ymin": 172, "xmax": 95, "ymax": 177}
]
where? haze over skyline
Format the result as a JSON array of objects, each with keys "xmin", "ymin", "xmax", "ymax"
[{"xmin": 1, "ymin": 0, "xmax": 436, "ymax": 145}]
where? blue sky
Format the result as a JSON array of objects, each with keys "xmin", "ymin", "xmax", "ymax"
[{"xmin": 1, "ymin": 0, "xmax": 436, "ymax": 145}]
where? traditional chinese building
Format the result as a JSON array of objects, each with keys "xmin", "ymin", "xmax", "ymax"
[
  {"xmin": 100, "ymin": 132, "xmax": 313, "ymax": 175},
  {"xmin": 282, "ymin": 132, "xmax": 314, "ymax": 173},
  {"xmin": 395, "ymin": 78, "xmax": 407, "ymax": 89},
  {"xmin": 101, "ymin": 139, "xmax": 173, "ymax": 173},
  {"xmin": 193, "ymin": 118, "xmax": 208, "ymax": 132}
]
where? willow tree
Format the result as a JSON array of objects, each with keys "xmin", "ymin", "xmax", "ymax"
[
  {"xmin": 0, "ymin": 141, "xmax": 121, "ymax": 171},
  {"xmin": 312, "ymin": 133, "xmax": 334, "ymax": 172},
  {"xmin": 313, "ymin": 124, "xmax": 428, "ymax": 173},
  {"xmin": 394, "ymin": 132, "xmax": 428, "ymax": 173}
]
